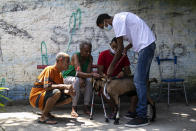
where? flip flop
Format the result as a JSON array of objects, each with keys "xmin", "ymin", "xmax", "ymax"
[{"xmin": 38, "ymin": 118, "xmax": 57, "ymax": 125}]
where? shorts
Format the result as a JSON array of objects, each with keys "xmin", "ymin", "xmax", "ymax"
[{"xmin": 35, "ymin": 89, "xmax": 70, "ymax": 109}]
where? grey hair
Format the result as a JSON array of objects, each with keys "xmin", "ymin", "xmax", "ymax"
[
  {"xmin": 56, "ymin": 52, "xmax": 69, "ymax": 62},
  {"xmin": 79, "ymin": 41, "xmax": 92, "ymax": 50}
]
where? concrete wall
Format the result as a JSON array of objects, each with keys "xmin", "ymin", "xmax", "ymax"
[{"xmin": 0, "ymin": 0, "xmax": 196, "ymax": 100}]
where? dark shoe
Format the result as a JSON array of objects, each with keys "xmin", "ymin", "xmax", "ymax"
[
  {"xmin": 125, "ymin": 117, "xmax": 149, "ymax": 127},
  {"xmin": 124, "ymin": 112, "xmax": 136, "ymax": 120}
]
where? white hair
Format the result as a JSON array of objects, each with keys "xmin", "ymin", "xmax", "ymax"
[{"xmin": 56, "ymin": 52, "xmax": 69, "ymax": 62}]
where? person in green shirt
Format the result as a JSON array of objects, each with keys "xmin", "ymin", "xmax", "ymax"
[{"xmin": 62, "ymin": 41, "xmax": 101, "ymax": 117}]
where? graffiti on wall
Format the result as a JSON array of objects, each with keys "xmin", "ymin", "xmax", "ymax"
[
  {"xmin": 1, "ymin": 2, "xmax": 27, "ymax": 14},
  {"xmin": 84, "ymin": 26, "xmax": 110, "ymax": 43},
  {"xmin": 84, "ymin": 27, "xmax": 109, "ymax": 51},
  {"xmin": 0, "ymin": 78, "xmax": 5, "ymax": 86},
  {"xmin": 50, "ymin": 26, "xmax": 110, "ymax": 52},
  {"xmin": 0, "ymin": 20, "xmax": 33, "ymax": 39},
  {"xmin": 0, "ymin": 37, "xmax": 3, "ymax": 62},
  {"xmin": 158, "ymin": 42, "xmax": 171, "ymax": 58},
  {"xmin": 172, "ymin": 43, "xmax": 187, "ymax": 56},
  {"xmin": 80, "ymin": 0, "xmax": 104, "ymax": 7},
  {"xmin": 51, "ymin": 26, "xmax": 69, "ymax": 45},
  {"xmin": 158, "ymin": 42, "xmax": 188, "ymax": 58}
]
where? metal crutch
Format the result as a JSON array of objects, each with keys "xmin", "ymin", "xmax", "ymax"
[{"xmin": 90, "ymin": 80, "xmax": 96, "ymax": 120}]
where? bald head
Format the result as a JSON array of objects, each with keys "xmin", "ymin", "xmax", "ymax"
[
  {"xmin": 55, "ymin": 52, "xmax": 70, "ymax": 71},
  {"xmin": 56, "ymin": 52, "xmax": 69, "ymax": 63}
]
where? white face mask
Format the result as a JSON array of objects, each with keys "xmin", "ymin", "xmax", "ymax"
[
  {"xmin": 109, "ymin": 47, "xmax": 116, "ymax": 54},
  {"xmin": 104, "ymin": 24, "xmax": 112, "ymax": 31}
]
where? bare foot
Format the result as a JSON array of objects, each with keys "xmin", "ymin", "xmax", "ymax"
[
  {"xmin": 84, "ymin": 105, "xmax": 90, "ymax": 115},
  {"xmin": 71, "ymin": 106, "xmax": 78, "ymax": 118},
  {"xmin": 71, "ymin": 110, "xmax": 78, "ymax": 118}
]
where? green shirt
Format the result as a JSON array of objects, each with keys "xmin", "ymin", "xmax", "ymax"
[{"xmin": 62, "ymin": 52, "xmax": 90, "ymax": 78}]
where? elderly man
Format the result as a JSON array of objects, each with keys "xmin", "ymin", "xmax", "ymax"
[
  {"xmin": 62, "ymin": 41, "xmax": 101, "ymax": 117},
  {"xmin": 29, "ymin": 52, "xmax": 75, "ymax": 124},
  {"xmin": 96, "ymin": 12, "xmax": 156, "ymax": 127}
]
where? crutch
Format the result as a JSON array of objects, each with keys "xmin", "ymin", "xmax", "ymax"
[
  {"xmin": 90, "ymin": 80, "xmax": 96, "ymax": 120},
  {"xmin": 114, "ymin": 54, "xmax": 126, "ymax": 70}
]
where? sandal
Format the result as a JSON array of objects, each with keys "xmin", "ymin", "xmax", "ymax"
[
  {"xmin": 35, "ymin": 112, "xmax": 55, "ymax": 119},
  {"xmin": 38, "ymin": 118, "xmax": 57, "ymax": 125}
]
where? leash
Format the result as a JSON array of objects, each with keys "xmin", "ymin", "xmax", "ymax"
[{"xmin": 113, "ymin": 54, "xmax": 126, "ymax": 71}]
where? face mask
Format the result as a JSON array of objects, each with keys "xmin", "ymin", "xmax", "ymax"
[
  {"xmin": 104, "ymin": 24, "xmax": 112, "ymax": 31},
  {"xmin": 109, "ymin": 47, "xmax": 116, "ymax": 54}
]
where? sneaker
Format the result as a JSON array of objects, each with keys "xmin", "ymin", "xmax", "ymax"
[
  {"xmin": 124, "ymin": 112, "xmax": 136, "ymax": 120},
  {"xmin": 125, "ymin": 117, "xmax": 149, "ymax": 127}
]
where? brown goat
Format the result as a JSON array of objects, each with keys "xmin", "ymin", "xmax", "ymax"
[{"xmin": 93, "ymin": 76, "xmax": 157, "ymax": 124}]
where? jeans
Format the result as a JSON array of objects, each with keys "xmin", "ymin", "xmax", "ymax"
[{"xmin": 134, "ymin": 42, "xmax": 156, "ymax": 118}]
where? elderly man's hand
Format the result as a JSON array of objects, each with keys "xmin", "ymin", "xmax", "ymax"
[
  {"xmin": 91, "ymin": 72, "xmax": 101, "ymax": 79},
  {"xmin": 69, "ymin": 87, "xmax": 76, "ymax": 96},
  {"xmin": 64, "ymin": 85, "xmax": 76, "ymax": 96}
]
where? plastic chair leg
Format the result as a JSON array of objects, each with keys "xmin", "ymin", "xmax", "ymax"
[{"xmin": 168, "ymin": 83, "xmax": 170, "ymax": 106}]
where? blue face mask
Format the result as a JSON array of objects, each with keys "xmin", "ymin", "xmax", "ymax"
[{"xmin": 104, "ymin": 24, "xmax": 112, "ymax": 31}]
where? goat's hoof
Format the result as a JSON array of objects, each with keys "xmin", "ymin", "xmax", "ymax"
[
  {"xmin": 105, "ymin": 118, "xmax": 109, "ymax": 123},
  {"xmin": 114, "ymin": 119, "xmax": 119, "ymax": 125},
  {"xmin": 90, "ymin": 117, "xmax": 93, "ymax": 120}
]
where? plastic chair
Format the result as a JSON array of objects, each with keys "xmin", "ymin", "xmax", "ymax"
[{"xmin": 156, "ymin": 56, "xmax": 188, "ymax": 105}]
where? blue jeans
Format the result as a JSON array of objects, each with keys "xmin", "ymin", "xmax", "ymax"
[{"xmin": 134, "ymin": 42, "xmax": 156, "ymax": 118}]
